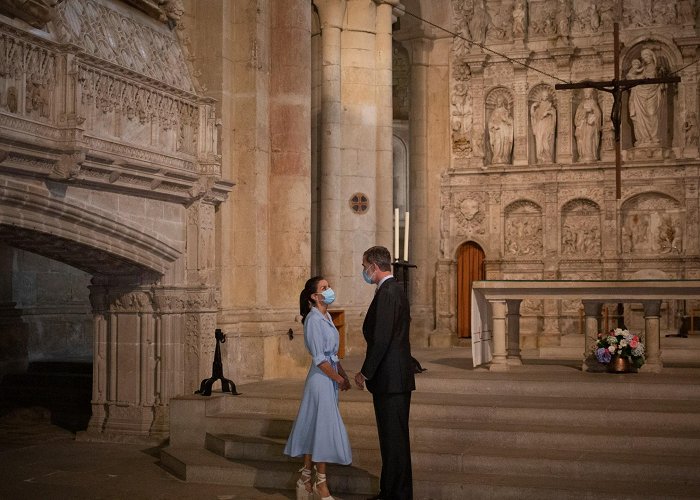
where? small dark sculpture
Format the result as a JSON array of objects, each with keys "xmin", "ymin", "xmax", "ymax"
[{"xmin": 195, "ymin": 328, "xmax": 241, "ymax": 396}]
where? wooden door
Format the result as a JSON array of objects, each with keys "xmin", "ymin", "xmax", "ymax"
[{"xmin": 457, "ymin": 242, "xmax": 485, "ymax": 338}]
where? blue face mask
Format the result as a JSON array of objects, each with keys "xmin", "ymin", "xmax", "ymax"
[
  {"xmin": 320, "ymin": 288, "xmax": 335, "ymax": 305},
  {"xmin": 362, "ymin": 265, "xmax": 374, "ymax": 284}
]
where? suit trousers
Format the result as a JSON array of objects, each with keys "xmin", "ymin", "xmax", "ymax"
[{"xmin": 372, "ymin": 391, "xmax": 412, "ymax": 500}]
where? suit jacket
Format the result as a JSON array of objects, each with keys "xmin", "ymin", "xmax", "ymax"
[{"xmin": 361, "ymin": 277, "xmax": 416, "ymax": 394}]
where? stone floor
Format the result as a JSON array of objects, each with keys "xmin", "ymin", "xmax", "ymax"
[{"xmin": 1, "ymin": 339, "xmax": 699, "ymax": 500}]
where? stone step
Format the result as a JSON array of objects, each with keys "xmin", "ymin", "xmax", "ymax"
[
  {"xmin": 160, "ymin": 446, "xmax": 700, "ymax": 500},
  {"xmin": 212, "ymin": 391, "xmax": 700, "ymax": 433},
  {"xmin": 206, "ymin": 431, "xmax": 700, "ymax": 482},
  {"xmin": 206, "ymin": 411, "xmax": 700, "ymax": 456}
]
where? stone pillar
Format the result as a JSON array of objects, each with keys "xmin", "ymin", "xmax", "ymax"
[
  {"xmin": 641, "ymin": 300, "xmax": 663, "ymax": 373},
  {"xmin": 489, "ymin": 299, "xmax": 508, "ymax": 371},
  {"xmin": 316, "ymin": 0, "xmax": 346, "ymax": 282},
  {"xmin": 407, "ymin": 36, "xmax": 432, "ymax": 309},
  {"xmin": 269, "ymin": 0, "xmax": 312, "ymax": 305},
  {"xmin": 511, "ymin": 52, "xmax": 530, "ymax": 166},
  {"xmin": 374, "ymin": 0, "xmax": 397, "ymax": 252},
  {"xmin": 582, "ymin": 300, "xmax": 603, "ymax": 371},
  {"xmin": 506, "ymin": 299, "xmax": 522, "ymax": 365}
]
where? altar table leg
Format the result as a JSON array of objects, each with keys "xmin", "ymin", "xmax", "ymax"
[
  {"xmin": 641, "ymin": 300, "xmax": 663, "ymax": 373},
  {"xmin": 506, "ymin": 299, "xmax": 522, "ymax": 366},
  {"xmin": 489, "ymin": 300, "xmax": 508, "ymax": 371},
  {"xmin": 582, "ymin": 301, "xmax": 603, "ymax": 372}
]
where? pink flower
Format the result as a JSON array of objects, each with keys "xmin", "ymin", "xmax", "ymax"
[{"xmin": 630, "ymin": 336, "xmax": 639, "ymax": 349}]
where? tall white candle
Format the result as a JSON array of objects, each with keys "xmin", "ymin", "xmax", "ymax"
[
  {"xmin": 394, "ymin": 208, "xmax": 399, "ymax": 259},
  {"xmin": 403, "ymin": 211, "xmax": 410, "ymax": 262}
]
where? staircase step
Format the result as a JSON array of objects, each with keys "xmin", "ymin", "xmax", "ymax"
[
  {"xmin": 211, "ymin": 390, "xmax": 700, "ymax": 433},
  {"xmin": 165, "ymin": 348, "xmax": 700, "ymax": 499},
  {"xmin": 161, "ymin": 446, "xmax": 700, "ymax": 499},
  {"xmin": 206, "ymin": 431, "xmax": 700, "ymax": 482}
]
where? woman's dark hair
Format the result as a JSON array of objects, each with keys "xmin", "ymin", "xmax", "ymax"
[{"xmin": 300, "ymin": 276, "xmax": 323, "ymax": 324}]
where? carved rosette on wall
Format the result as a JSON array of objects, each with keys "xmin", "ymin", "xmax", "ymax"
[
  {"xmin": 560, "ymin": 199, "xmax": 601, "ymax": 257},
  {"xmin": 504, "ymin": 200, "xmax": 544, "ymax": 256},
  {"xmin": 621, "ymin": 193, "xmax": 683, "ymax": 254}
]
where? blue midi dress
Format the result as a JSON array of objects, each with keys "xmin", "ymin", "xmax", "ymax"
[{"xmin": 283, "ymin": 307, "xmax": 352, "ymax": 465}]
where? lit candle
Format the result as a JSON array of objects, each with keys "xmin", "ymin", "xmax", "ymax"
[
  {"xmin": 394, "ymin": 208, "xmax": 399, "ymax": 260},
  {"xmin": 403, "ymin": 211, "xmax": 409, "ymax": 262}
]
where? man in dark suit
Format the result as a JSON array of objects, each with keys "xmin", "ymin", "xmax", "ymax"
[{"xmin": 354, "ymin": 245, "xmax": 415, "ymax": 500}]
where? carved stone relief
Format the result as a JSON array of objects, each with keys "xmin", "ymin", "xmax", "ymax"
[
  {"xmin": 454, "ymin": 191, "xmax": 487, "ymax": 236},
  {"xmin": 528, "ymin": 0, "xmax": 557, "ymax": 37},
  {"xmin": 623, "ymin": 0, "xmax": 679, "ymax": 28},
  {"xmin": 561, "ymin": 199, "xmax": 601, "ymax": 256},
  {"xmin": 621, "ymin": 193, "xmax": 683, "ymax": 254},
  {"xmin": 53, "ymin": 0, "xmax": 194, "ymax": 92},
  {"xmin": 504, "ymin": 200, "xmax": 543, "ymax": 256}
]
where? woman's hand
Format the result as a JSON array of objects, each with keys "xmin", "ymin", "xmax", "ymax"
[{"xmin": 339, "ymin": 377, "xmax": 351, "ymax": 391}]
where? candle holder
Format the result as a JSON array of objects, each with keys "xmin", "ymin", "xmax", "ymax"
[{"xmin": 392, "ymin": 259, "xmax": 417, "ymax": 298}]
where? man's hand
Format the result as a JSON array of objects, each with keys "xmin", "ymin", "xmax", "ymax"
[{"xmin": 354, "ymin": 372, "xmax": 366, "ymax": 390}]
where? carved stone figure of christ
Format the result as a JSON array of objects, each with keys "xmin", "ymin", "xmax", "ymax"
[
  {"xmin": 531, "ymin": 91, "xmax": 556, "ymax": 163},
  {"xmin": 628, "ymin": 49, "xmax": 662, "ymax": 146},
  {"xmin": 488, "ymin": 96, "xmax": 514, "ymax": 164},
  {"xmin": 574, "ymin": 88, "xmax": 602, "ymax": 161}
]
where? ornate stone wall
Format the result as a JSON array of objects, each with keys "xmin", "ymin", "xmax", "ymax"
[
  {"xmin": 430, "ymin": 0, "xmax": 700, "ymax": 346},
  {"xmin": 0, "ymin": 0, "xmax": 230, "ymax": 441}
]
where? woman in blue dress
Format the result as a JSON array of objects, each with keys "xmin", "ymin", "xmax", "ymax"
[{"xmin": 284, "ymin": 276, "xmax": 352, "ymax": 500}]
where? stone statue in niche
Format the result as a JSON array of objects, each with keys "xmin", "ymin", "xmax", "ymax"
[
  {"xmin": 512, "ymin": 0, "xmax": 527, "ymax": 38},
  {"xmin": 627, "ymin": 49, "xmax": 662, "ymax": 147},
  {"xmin": 451, "ymin": 80, "xmax": 473, "ymax": 154},
  {"xmin": 470, "ymin": 0, "xmax": 490, "ymax": 46},
  {"xmin": 487, "ymin": 94, "xmax": 514, "ymax": 164},
  {"xmin": 530, "ymin": 88, "xmax": 556, "ymax": 163},
  {"xmin": 684, "ymin": 112, "xmax": 698, "ymax": 147},
  {"xmin": 589, "ymin": 3, "xmax": 601, "ymax": 31},
  {"xmin": 556, "ymin": 0, "xmax": 571, "ymax": 37},
  {"xmin": 574, "ymin": 88, "xmax": 602, "ymax": 161}
]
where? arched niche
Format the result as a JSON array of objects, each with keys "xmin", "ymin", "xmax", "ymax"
[
  {"xmin": 621, "ymin": 41, "xmax": 678, "ymax": 150},
  {"xmin": 528, "ymin": 83, "xmax": 557, "ymax": 164},
  {"xmin": 485, "ymin": 87, "xmax": 514, "ymax": 165}
]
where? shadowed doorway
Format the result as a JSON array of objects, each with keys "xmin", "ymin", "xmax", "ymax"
[{"xmin": 457, "ymin": 242, "xmax": 485, "ymax": 339}]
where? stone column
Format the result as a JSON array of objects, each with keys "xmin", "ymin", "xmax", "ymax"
[
  {"xmin": 407, "ymin": 36, "xmax": 432, "ymax": 309},
  {"xmin": 489, "ymin": 299, "xmax": 508, "ymax": 371},
  {"xmin": 641, "ymin": 300, "xmax": 663, "ymax": 373},
  {"xmin": 269, "ymin": 0, "xmax": 312, "ymax": 305},
  {"xmin": 316, "ymin": 0, "xmax": 346, "ymax": 282},
  {"xmin": 582, "ymin": 300, "xmax": 603, "ymax": 371},
  {"xmin": 374, "ymin": 0, "xmax": 398, "ymax": 252},
  {"xmin": 506, "ymin": 299, "xmax": 522, "ymax": 365}
]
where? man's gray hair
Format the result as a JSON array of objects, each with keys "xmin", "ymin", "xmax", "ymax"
[{"xmin": 363, "ymin": 245, "xmax": 392, "ymax": 271}]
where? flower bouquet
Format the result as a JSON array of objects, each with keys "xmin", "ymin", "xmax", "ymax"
[{"xmin": 594, "ymin": 328, "xmax": 645, "ymax": 369}]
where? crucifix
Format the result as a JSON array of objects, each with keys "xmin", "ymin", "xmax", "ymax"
[{"xmin": 555, "ymin": 23, "xmax": 680, "ymax": 199}]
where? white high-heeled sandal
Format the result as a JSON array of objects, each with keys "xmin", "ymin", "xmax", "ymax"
[
  {"xmin": 312, "ymin": 467, "xmax": 335, "ymax": 500},
  {"xmin": 296, "ymin": 466, "xmax": 313, "ymax": 500}
]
